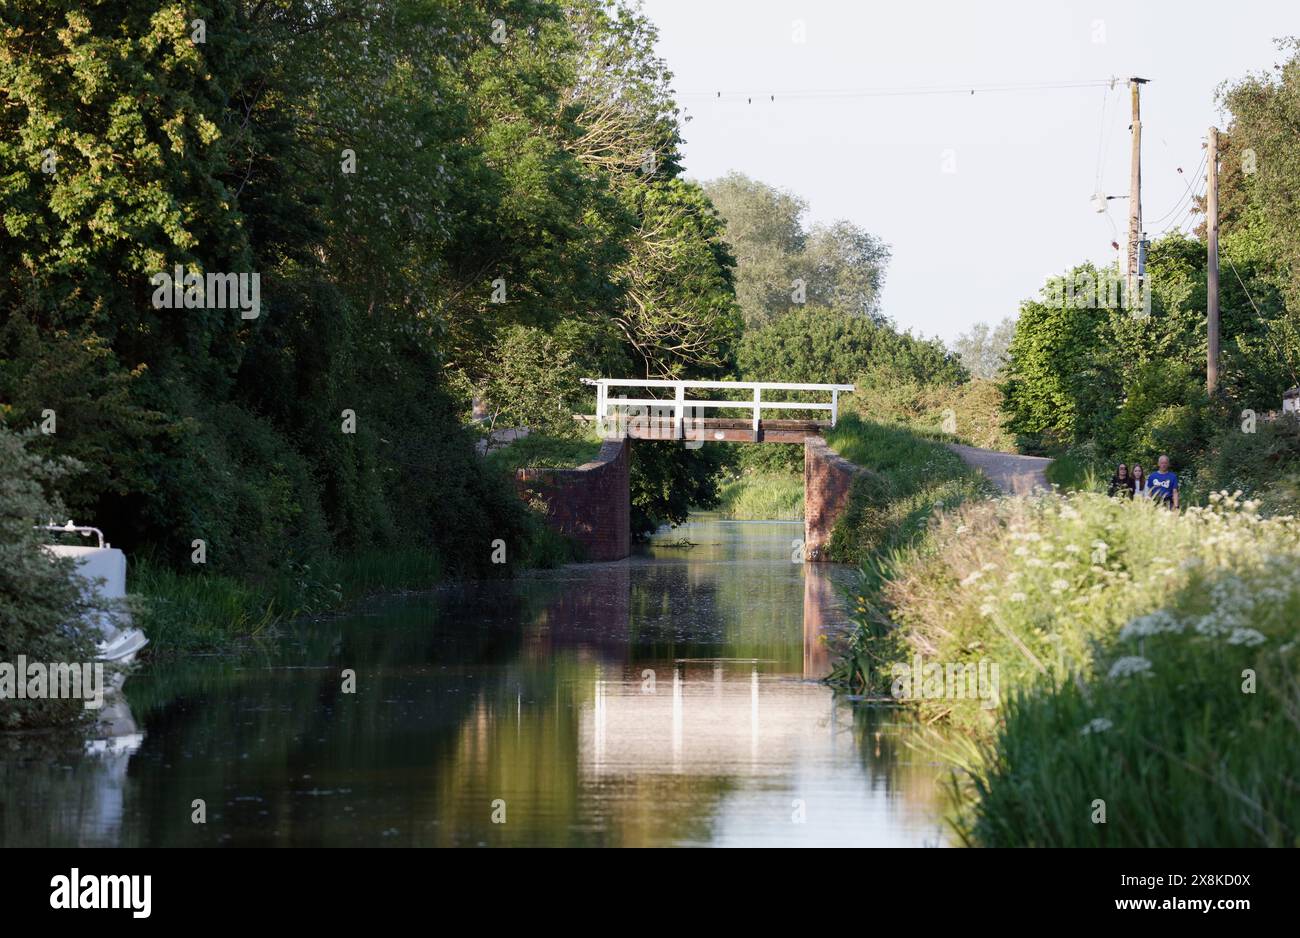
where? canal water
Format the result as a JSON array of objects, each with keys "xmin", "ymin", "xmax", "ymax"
[{"xmin": 0, "ymin": 518, "xmax": 954, "ymax": 847}]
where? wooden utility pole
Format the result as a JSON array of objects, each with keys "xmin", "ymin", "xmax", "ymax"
[
  {"xmin": 1207, "ymin": 126, "xmax": 1220, "ymax": 394},
  {"xmin": 1127, "ymin": 78, "xmax": 1149, "ymax": 302}
]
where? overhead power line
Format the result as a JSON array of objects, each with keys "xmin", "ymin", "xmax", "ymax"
[
  {"xmin": 1148, "ymin": 152, "xmax": 1207, "ymax": 234},
  {"xmin": 1225, "ymin": 255, "xmax": 1300, "ymax": 386},
  {"xmin": 679, "ymin": 77, "xmax": 1118, "ymax": 102}
]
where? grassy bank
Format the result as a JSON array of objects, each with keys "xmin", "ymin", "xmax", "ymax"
[
  {"xmin": 481, "ymin": 431, "xmax": 603, "ymax": 474},
  {"xmin": 131, "ymin": 550, "xmax": 444, "ymax": 655},
  {"xmin": 857, "ymin": 490, "xmax": 1300, "ymax": 846},
  {"xmin": 823, "ymin": 415, "xmax": 996, "ymax": 568},
  {"xmin": 714, "ymin": 470, "xmax": 804, "ymax": 520}
]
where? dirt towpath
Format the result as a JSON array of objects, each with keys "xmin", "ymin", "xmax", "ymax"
[{"xmin": 948, "ymin": 443, "xmax": 1053, "ymax": 495}]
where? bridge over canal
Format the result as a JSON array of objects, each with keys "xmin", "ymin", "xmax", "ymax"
[{"xmin": 514, "ymin": 379, "xmax": 864, "ymax": 563}]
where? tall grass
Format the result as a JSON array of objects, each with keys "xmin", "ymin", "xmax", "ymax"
[
  {"xmin": 820, "ymin": 416, "xmax": 997, "ymax": 689},
  {"xmin": 863, "ymin": 490, "xmax": 1300, "ymax": 845},
  {"xmin": 482, "ymin": 431, "xmax": 602, "ymax": 474},
  {"xmin": 714, "ymin": 471, "xmax": 804, "ymax": 520},
  {"xmin": 131, "ymin": 549, "xmax": 444, "ymax": 655}
]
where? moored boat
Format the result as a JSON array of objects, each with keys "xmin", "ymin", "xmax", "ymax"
[{"xmin": 40, "ymin": 522, "xmax": 149, "ymax": 670}]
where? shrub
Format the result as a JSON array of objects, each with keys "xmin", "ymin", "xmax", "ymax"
[
  {"xmin": 847, "ymin": 373, "xmax": 1016, "ymax": 452},
  {"xmin": 1186, "ymin": 415, "xmax": 1300, "ymax": 514},
  {"xmin": 0, "ymin": 426, "xmax": 99, "ymax": 729},
  {"xmin": 738, "ymin": 307, "xmax": 964, "ymax": 387}
]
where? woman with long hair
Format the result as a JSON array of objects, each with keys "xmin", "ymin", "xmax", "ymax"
[
  {"xmin": 1131, "ymin": 463, "xmax": 1148, "ymax": 498},
  {"xmin": 1108, "ymin": 463, "xmax": 1134, "ymax": 498}
]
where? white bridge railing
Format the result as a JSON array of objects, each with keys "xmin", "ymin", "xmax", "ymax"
[{"xmin": 581, "ymin": 378, "xmax": 855, "ymax": 440}]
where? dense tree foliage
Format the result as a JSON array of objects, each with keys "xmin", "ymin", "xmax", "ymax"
[
  {"xmin": 1217, "ymin": 38, "xmax": 1300, "ymax": 332},
  {"xmin": 737, "ymin": 307, "xmax": 964, "ymax": 387},
  {"xmin": 0, "ymin": 1, "xmax": 740, "ymax": 574},
  {"xmin": 1002, "ymin": 237, "xmax": 1286, "ymax": 465}
]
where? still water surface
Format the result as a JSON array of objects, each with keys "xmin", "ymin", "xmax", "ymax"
[{"xmin": 1, "ymin": 518, "xmax": 953, "ymax": 847}]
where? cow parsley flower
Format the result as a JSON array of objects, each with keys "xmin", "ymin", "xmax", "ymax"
[
  {"xmin": 1227, "ymin": 628, "xmax": 1266, "ymax": 647},
  {"xmin": 1107, "ymin": 656, "xmax": 1153, "ymax": 680},
  {"xmin": 1118, "ymin": 610, "xmax": 1183, "ymax": 641}
]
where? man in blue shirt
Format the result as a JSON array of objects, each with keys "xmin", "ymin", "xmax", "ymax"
[{"xmin": 1147, "ymin": 454, "xmax": 1179, "ymax": 509}]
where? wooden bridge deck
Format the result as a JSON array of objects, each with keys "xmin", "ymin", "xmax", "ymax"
[{"xmin": 615, "ymin": 417, "xmax": 828, "ymax": 444}]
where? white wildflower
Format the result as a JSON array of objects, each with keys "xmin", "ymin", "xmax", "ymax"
[
  {"xmin": 1080, "ymin": 718, "xmax": 1113, "ymax": 735},
  {"xmin": 1118, "ymin": 610, "xmax": 1183, "ymax": 641},
  {"xmin": 1108, "ymin": 656, "xmax": 1153, "ymax": 680},
  {"xmin": 1227, "ymin": 628, "xmax": 1266, "ymax": 647}
]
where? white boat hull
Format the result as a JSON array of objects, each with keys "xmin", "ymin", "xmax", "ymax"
[{"xmin": 43, "ymin": 544, "xmax": 149, "ymax": 667}]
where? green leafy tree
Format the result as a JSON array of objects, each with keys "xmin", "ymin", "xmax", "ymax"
[
  {"xmin": 952, "ymin": 317, "xmax": 1017, "ymax": 380},
  {"xmin": 615, "ymin": 179, "xmax": 742, "ymax": 377},
  {"xmin": 0, "ymin": 427, "xmax": 98, "ymax": 729},
  {"xmin": 478, "ymin": 325, "xmax": 586, "ymax": 440},
  {"xmin": 703, "ymin": 172, "xmax": 807, "ymax": 329},
  {"xmin": 797, "ymin": 220, "xmax": 890, "ymax": 320},
  {"xmin": 704, "ymin": 172, "xmax": 890, "ymax": 329}
]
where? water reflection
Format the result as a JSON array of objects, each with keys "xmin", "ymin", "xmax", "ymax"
[{"xmin": 0, "ymin": 518, "xmax": 953, "ymax": 847}]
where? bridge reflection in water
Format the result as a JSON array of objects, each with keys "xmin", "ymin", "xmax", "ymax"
[
  {"xmin": 0, "ymin": 518, "xmax": 954, "ymax": 848},
  {"xmin": 458, "ymin": 518, "xmax": 953, "ymax": 847}
]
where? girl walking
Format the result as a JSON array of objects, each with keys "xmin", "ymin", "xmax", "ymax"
[{"xmin": 1108, "ymin": 463, "xmax": 1135, "ymax": 498}]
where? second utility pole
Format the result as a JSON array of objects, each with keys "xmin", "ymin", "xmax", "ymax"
[
  {"xmin": 1207, "ymin": 126, "xmax": 1220, "ymax": 394},
  {"xmin": 1128, "ymin": 78, "xmax": 1149, "ymax": 302}
]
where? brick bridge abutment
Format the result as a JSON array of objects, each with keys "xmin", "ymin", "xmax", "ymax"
[{"xmin": 515, "ymin": 436, "xmax": 862, "ymax": 563}]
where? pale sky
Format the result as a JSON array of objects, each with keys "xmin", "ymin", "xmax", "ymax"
[{"xmin": 641, "ymin": 0, "xmax": 1296, "ymax": 343}]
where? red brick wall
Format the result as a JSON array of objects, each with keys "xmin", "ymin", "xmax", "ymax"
[
  {"xmin": 804, "ymin": 437, "xmax": 865, "ymax": 562},
  {"xmin": 515, "ymin": 439, "xmax": 630, "ymax": 562}
]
